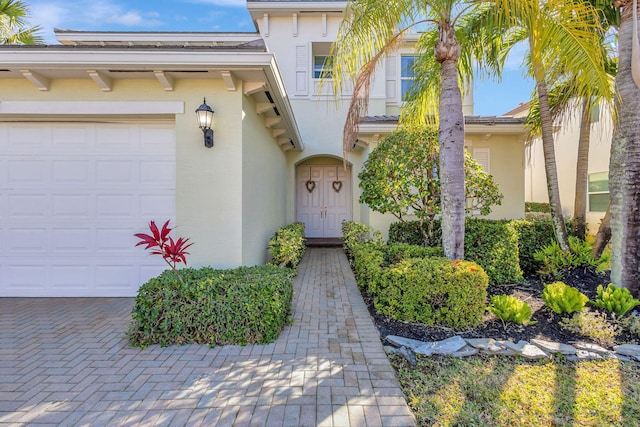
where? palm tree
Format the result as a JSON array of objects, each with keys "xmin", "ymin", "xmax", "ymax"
[
  {"xmin": 608, "ymin": 0, "xmax": 640, "ymax": 295},
  {"xmin": 0, "ymin": 0, "xmax": 42, "ymax": 44},
  {"xmin": 330, "ymin": 0, "xmax": 503, "ymax": 260},
  {"xmin": 493, "ymin": 0, "xmax": 611, "ymax": 251}
]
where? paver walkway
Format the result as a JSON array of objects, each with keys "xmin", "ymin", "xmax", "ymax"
[{"xmin": 0, "ymin": 248, "xmax": 415, "ymax": 426}]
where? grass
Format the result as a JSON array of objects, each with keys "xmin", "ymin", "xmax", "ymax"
[{"xmin": 391, "ymin": 354, "xmax": 640, "ymax": 426}]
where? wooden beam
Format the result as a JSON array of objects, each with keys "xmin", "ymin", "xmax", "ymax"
[
  {"xmin": 244, "ymin": 81, "xmax": 266, "ymax": 96},
  {"xmin": 153, "ymin": 70, "xmax": 174, "ymax": 91},
  {"xmin": 256, "ymin": 103, "xmax": 273, "ymax": 115},
  {"xmin": 220, "ymin": 71, "xmax": 237, "ymax": 91}
]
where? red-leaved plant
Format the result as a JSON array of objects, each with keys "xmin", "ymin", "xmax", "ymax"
[{"xmin": 135, "ymin": 220, "xmax": 193, "ymax": 283}]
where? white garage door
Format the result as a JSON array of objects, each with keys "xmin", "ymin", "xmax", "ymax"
[{"xmin": 0, "ymin": 122, "xmax": 176, "ymax": 297}]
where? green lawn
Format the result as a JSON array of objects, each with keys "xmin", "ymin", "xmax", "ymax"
[{"xmin": 391, "ymin": 354, "xmax": 640, "ymax": 426}]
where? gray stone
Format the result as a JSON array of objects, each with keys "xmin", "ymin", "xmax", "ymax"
[
  {"xmin": 383, "ymin": 345, "xmax": 417, "ymax": 366},
  {"xmin": 519, "ymin": 344, "xmax": 549, "ymax": 359},
  {"xmin": 500, "ymin": 340, "xmax": 528, "ymax": 353},
  {"xmin": 531, "ymin": 339, "xmax": 577, "ymax": 355},
  {"xmin": 465, "ymin": 338, "xmax": 496, "ymax": 351},
  {"xmin": 415, "ymin": 335, "xmax": 467, "ymax": 356},
  {"xmin": 486, "ymin": 341, "xmax": 513, "ymax": 355},
  {"xmin": 614, "ymin": 344, "xmax": 640, "ymax": 358},
  {"xmin": 451, "ymin": 345, "xmax": 478, "ymax": 358},
  {"xmin": 606, "ymin": 353, "xmax": 632, "ymax": 362},
  {"xmin": 571, "ymin": 342, "xmax": 609, "ymax": 354},
  {"xmin": 386, "ymin": 335, "xmax": 427, "ymax": 351},
  {"xmin": 566, "ymin": 350, "xmax": 604, "ymax": 361}
]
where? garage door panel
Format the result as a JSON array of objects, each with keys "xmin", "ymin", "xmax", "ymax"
[
  {"xmin": 8, "ymin": 194, "xmax": 48, "ymax": 218},
  {"xmin": 0, "ymin": 122, "xmax": 176, "ymax": 297}
]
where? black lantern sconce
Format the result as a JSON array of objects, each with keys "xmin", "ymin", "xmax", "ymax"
[{"xmin": 195, "ymin": 98, "xmax": 214, "ymax": 148}]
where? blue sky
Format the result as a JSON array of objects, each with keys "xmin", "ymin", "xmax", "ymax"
[{"xmin": 27, "ymin": 0, "xmax": 533, "ymax": 116}]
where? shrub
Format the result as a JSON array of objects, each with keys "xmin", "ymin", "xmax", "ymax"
[
  {"xmin": 542, "ymin": 281, "xmax": 589, "ymax": 314},
  {"xmin": 350, "ymin": 243, "xmax": 385, "ymax": 291},
  {"xmin": 128, "ymin": 265, "xmax": 294, "ymax": 348},
  {"xmin": 388, "ymin": 220, "xmax": 439, "ymax": 246},
  {"xmin": 534, "ymin": 236, "xmax": 611, "ymax": 278},
  {"xmin": 372, "ymin": 257, "xmax": 489, "ymax": 329},
  {"xmin": 464, "ymin": 219, "xmax": 523, "ymax": 284},
  {"xmin": 510, "ymin": 219, "xmax": 557, "ymax": 276},
  {"xmin": 489, "ymin": 295, "xmax": 534, "ymax": 325},
  {"xmin": 383, "ymin": 244, "xmax": 443, "ymax": 265},
  {"xmin": 620, "ymin": 311, "xmax": 640, "ymax": 338},
  {"xmin": 591, "ymin": 283, "xmax": 640, "ymax": 317},
  {"xmin": 342, "ymin": 221, "xmax": 383, "ymax": 257},
  {"xmin": 525, "ymin": 202, "xmax": 551, "ymax": 213},
  {"xmin": 560, "ymin": 309, "xmax": 618, "ymax": 347},
  {"xmin": 134, "ymin": 220, "xmax": 193, "ymax": 283},
  {"xmin": 268, "ymin": 222, "xmax": 306, "ymax": 268},
  {"xmin": 388, "ymin": 219, "xmax": 523, "ymax": 284}
]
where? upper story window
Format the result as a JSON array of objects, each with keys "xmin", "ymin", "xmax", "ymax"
[
  {"xmin": 401, "ymin": 55, "xmax": 417, "ymax": 101},
  {"xmin": 588, "ymin": 171, "xmax": 609, "ymax": 212},
  {"xmin": 313, "ymin": 55, "xmax": 333, "ymax": 79}
]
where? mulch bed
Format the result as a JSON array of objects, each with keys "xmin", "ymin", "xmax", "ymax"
[{"xmin": 365, "ymin": 266, "xmax": 640, "ymax": 347}]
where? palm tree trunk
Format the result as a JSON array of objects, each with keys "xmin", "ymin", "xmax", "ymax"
[
  {"xmin": 536, "ymin": 80, "xmax": 571, "ymax": 251},
  {"xmin": 574, "ymin": 99, "xmax": 592, "ymax": 240},
  {"xmin": 436, "ymin": 24, "xmax": 465, "ymax": 260},
  {"xmin": 609, "ymin": 2, "xmax": 640, "ymax": 296},
  {"xmin": 593, "ymin": 204, "xmax": 611, "ymax": 259}
]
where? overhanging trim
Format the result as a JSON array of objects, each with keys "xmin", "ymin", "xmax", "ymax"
[{"xmin": 0, "ymin": 101, "xmax": 185, "ymax": 115}]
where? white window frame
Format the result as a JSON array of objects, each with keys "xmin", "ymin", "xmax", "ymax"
[{"xmin": 400, "ymin": 55, "xmax": 417, "ymax": 101}]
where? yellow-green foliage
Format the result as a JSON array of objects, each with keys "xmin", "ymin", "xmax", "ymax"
[
  {"xmin": 560, "ymin": 309, "xmax": 618, "ymax": 347},
  {"xmin": 373, "ymin": 258, "xmax": 489, "ymax": 329},
  {"xmin": 592, "ymin": 283, "xmax": 640, "ymax": 317},
  {"xmin": 350, "ymin": 243, "xmax": 385, "ymax": 291},
  {"xmin": 268, "ymin": 222, "xmax": 305, "ymax": 269},
  {"xmin": 341, "ymin": 221, "xmax": 383, "ymax": 257},
  {"xmin": 489, "ymin": 295, "xmax": 533, "ymax": 325},
  {"xmin": 542, "ymin": 281, "xmax": 589, "ymax": 314}
]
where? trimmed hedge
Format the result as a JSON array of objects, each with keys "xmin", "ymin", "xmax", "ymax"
[
  {"xmin": 350, "ymin": 243, "xmax": 385, "ymax": 291},
  {"xmin": 383, "ymin": 244, "xmax": 443, "ymax": 265},
  {"xmin": 342, "ymin": 220, "xmax": 383, "ymax": 257},
  {"xmin": 388, "ymin": 219, "xmax": 523, "ymax": 284},
  {"xmin": 372, "ymin": 257, "xmax": 488, "ymax": 329},
  {"xmin": 510, "ymin": 219, "xmax": 559, "ymax": 276},
  {"xmin": 268, "ymin": 222, "xmax": 306, "ymax": 269},
  {"xmin": 128, "ymin": 265, "xmax": 294, "ymax": 348}
]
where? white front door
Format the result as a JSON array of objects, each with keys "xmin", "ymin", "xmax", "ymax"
[{"xmin": 296, "ymin": 165, "xmax": 351, "ymax": 238}]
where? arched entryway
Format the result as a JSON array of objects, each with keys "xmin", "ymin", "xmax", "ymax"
[{"xmin": 296, "ymin": 157, "xmax": 352, "ymax": 238}]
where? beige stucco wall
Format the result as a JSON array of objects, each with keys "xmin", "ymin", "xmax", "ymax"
[
  {"xmin": 0, "ymin": 77, "xmax": 267, "ymax": 268},
  {"xmin": 241, "ymin": 89, "xmax": 288, "ymax": 266},
  {"xmin": 525, "ymin": 104, "xmax": 613, "ymax": 232}
]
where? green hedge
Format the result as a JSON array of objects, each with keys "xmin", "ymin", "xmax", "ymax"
[
  {"xmin": 388, "ymin": 219, "xmax": 523, "ymax": 284},
  {"xmin": 268, "ymin": 222, "xmax": 306, "ymax": 269},
  {"xmin": 341, "ymin": 220, "xmax": 383, "ymax": 257},
  {"xmin": 510, "ymin": 219, "xmax": 560, "ymax": 276},
  {"xmin": 372, "ymin": 257, "xmax": 488, "ymax": 329},
  {"xmin": 128, "ymin": 265, "xmax": 294, "ymax": 348},
  {"xmin": 350, "ymin": 243, "xmax": 385, "ymax": 291},
  {"xmin": 383, "ymin": 244, "xmax": 443, "ymax": 265},
  {"xmin": 525, "ymin": 202, "xmax": 551, "ymax": 213}
]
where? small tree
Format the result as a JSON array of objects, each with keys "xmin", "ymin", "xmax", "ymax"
[{"xmin": 359, "ymin": 128, "xmax": 503, "ymax": 243}]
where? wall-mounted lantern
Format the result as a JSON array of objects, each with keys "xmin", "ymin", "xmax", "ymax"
[{"xmin": 195, "ymin": 98, "xmax": 214, "ymax": 148}]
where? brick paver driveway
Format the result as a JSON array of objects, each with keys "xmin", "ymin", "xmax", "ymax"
[{"xmin": 0, "ymin": 248, "xmax": 415, "ymax": 426}]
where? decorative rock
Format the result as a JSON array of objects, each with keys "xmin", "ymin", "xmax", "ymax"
[
  {"xmin": 520, "ymin": 344, "xmax": 549, "ymax": 359},
  {"xmin": 465, "ymin": 338, "xmax": 496, "ymax": 351},
  {"xmin": 384, "ymin": 345, "xmax": 417, "ymax": 366},
  {"xmin": 415, "ymin": 335, "xmax": 467, "ymax": 356},
  {"xmin": 614, "ymin": 344, "xmax": 640, "ymax": 359},
  {"xmin": 386, "ymin": 335, "xmax": 428, "ymax": 351},
  {"xmin": 451, "ymin": 345, "xmax": 478, "ymax": 358},
  {"xmin": 486, "ymin": 342, "xmax": 513, "ymax": 355},
  {"xmin": 531, "ymin": 339, "xmax": 577, "ymax": 355},
  {"xmin": 566, "ymin": 350, "xmax": 604, "ymax": 361},
  {"xmin": 500, "ymin": 340, "xmax": 528, "ymax": 353},
  {"xmin": 606, "ymin": 353, "xmax": 633, "ymax": 362},
  {"xmin": 571, "ymin": 342, "xmax": 609, "ymax": 354}
]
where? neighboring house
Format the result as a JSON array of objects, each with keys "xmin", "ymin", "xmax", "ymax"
[
  {"xmin": 0, "ymin": 0, "xmax": 526, "ymax": 297},
  {"xmin": 506, "ymin": 101, "xmax": 612, "ymax": 232}
]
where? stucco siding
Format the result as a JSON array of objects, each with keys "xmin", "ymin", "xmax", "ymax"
[{"xmin": 241, "ymin": 90, "xmax": 288, "ymax": 265}]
